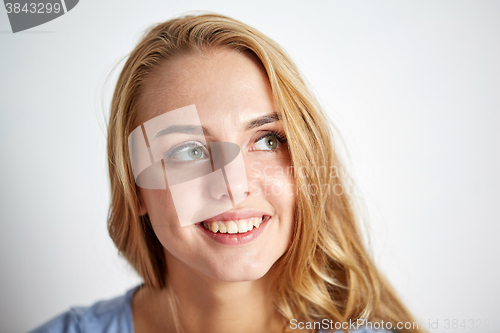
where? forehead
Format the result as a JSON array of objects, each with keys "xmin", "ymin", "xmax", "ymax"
[{"xmin": 136, "ymin": 47, "xmax": 275, "ymax": 128}]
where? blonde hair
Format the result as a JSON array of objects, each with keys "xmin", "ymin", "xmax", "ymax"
[{"xmin": 107, "ymin": 13, "xmax": 424, "ymax": 333}]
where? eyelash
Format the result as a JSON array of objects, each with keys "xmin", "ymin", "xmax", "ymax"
[
  {"xmin": 163, "ymin": 130, "xmax": 288, "ymax": 161},
  {"xmin": 164, "ymin": 141, "xmax": 208, "ymax": 159},
  {"xmin": 251, "ymin": 130, "xmax": 287, "ymax": 152}
]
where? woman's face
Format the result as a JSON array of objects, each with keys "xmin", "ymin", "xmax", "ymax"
[{"xmin": 137, "ymin": 48, "xmax": 296, "ymax": 282}]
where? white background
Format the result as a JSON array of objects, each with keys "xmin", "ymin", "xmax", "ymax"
[{"xmin": 1, "ymin": 1, "xmax": 499, "ymax": 332}]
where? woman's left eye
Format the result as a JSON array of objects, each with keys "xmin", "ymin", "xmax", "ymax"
[{"xmin": 253, "ymin": 133, "xmax": 282, "ymax": 151}]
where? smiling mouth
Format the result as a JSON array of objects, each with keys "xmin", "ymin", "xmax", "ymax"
[{"xmin": 200, "ymin": 216, "xmax": 268, "ymax": 234}]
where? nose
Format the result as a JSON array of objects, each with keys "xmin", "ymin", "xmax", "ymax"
[
  {"xmin": 207, "ymin": 170, "xmax": 232, "ymax": 201},
  {"xmin": 208, "ymin": 142, "xmax": 249, "ymax": 205},
  {"xmin": 225, "ymin": 165, "xmax": 249, "ymax": 206}
]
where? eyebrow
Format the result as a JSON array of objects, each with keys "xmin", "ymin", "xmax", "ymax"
[
  {"xmin": 154, "ymin": 125, "xmax": 209, "ymax": 139},
  {"xmin": 244, "ymin": 113, "xmax": 280, "ymax": 130},
  {"xmin": 153, "ymin": 113, "xmax": 280, "ymax": 139}
]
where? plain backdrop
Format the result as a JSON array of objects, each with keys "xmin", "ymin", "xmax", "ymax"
[{"xmin": 1, "ymin": 1, "xmax": 499, "ymax": 332}]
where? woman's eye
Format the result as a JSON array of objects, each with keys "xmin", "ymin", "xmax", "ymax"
[
  {"xmin": 168, "ymin": 144, "xmax": 208, "ymax": 161},
  {"xmin": 254, "ymin": 134, "xmax": 280, "ymax": 151}
]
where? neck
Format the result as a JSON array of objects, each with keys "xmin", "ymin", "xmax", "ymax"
[{"xmin": 133, "ymin": 251, "xmax": 285, "ymax": 333}]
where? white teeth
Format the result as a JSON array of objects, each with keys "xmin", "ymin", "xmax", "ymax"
[
  {"xmin": 227, "ymin": 221, "xmax": 238, "ymax": 234},
  {"xmin": 238, "ymin": 221, "xmax": 248, "ymax": 233},
  {"xmin": 201, "ymin": 217, "xmax": 264, "ymax": 234}
]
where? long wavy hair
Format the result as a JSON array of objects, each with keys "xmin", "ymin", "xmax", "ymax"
[{"xmin": 107, "ymin": 13, "xmax": 424, "ymax": 333}]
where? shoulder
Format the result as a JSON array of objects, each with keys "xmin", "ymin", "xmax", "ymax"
[{"xmin": 28, "ymin": 285, "xmax": 141, "ymax": 333}]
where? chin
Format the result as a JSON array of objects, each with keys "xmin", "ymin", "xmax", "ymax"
[{"xmin": 202, "ymin": 259, "xmax": 276, "ymax": 283}]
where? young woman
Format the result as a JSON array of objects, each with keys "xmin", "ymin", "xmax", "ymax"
[{"xmin": 31, "ymin": 14, "xmax": 424, "ymax": 333}]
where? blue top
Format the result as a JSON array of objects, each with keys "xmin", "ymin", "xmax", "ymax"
[
  {"xmin": 29, "ymin": 285, "xmax": 140, "ymax": 333},
  {"xmin": 29, "ymin": 285, "xmax": 390, "ymax": 333}
]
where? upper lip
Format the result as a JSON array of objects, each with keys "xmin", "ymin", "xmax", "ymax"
[{"xmin": 200, "ymin": 209, "xmax": 269, "ymax": 223}]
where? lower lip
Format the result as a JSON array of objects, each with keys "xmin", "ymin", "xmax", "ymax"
[{"xmin": 197, "ymin": 217, "xmax": 270, "ymax": 246}]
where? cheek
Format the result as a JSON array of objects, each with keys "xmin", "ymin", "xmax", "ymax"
[
  {"xmin": 247, "ymin": 159, "xmax": 296, "ymax": 200},
  {"xmin": 141, "ymin": 188, "xmax": 199, "ymax": 260},
  {"xmin": 248, "ymin": 158, "xmax": 296, "ymax": 244},
  {"xmin": 140, "ymin": 188, "xmax": 180, "ymax": 228}
]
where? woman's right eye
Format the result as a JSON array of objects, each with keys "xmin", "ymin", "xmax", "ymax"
[{"xmin": 165, "ymin": 143, "xmax": 209, "ymax": 162}]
